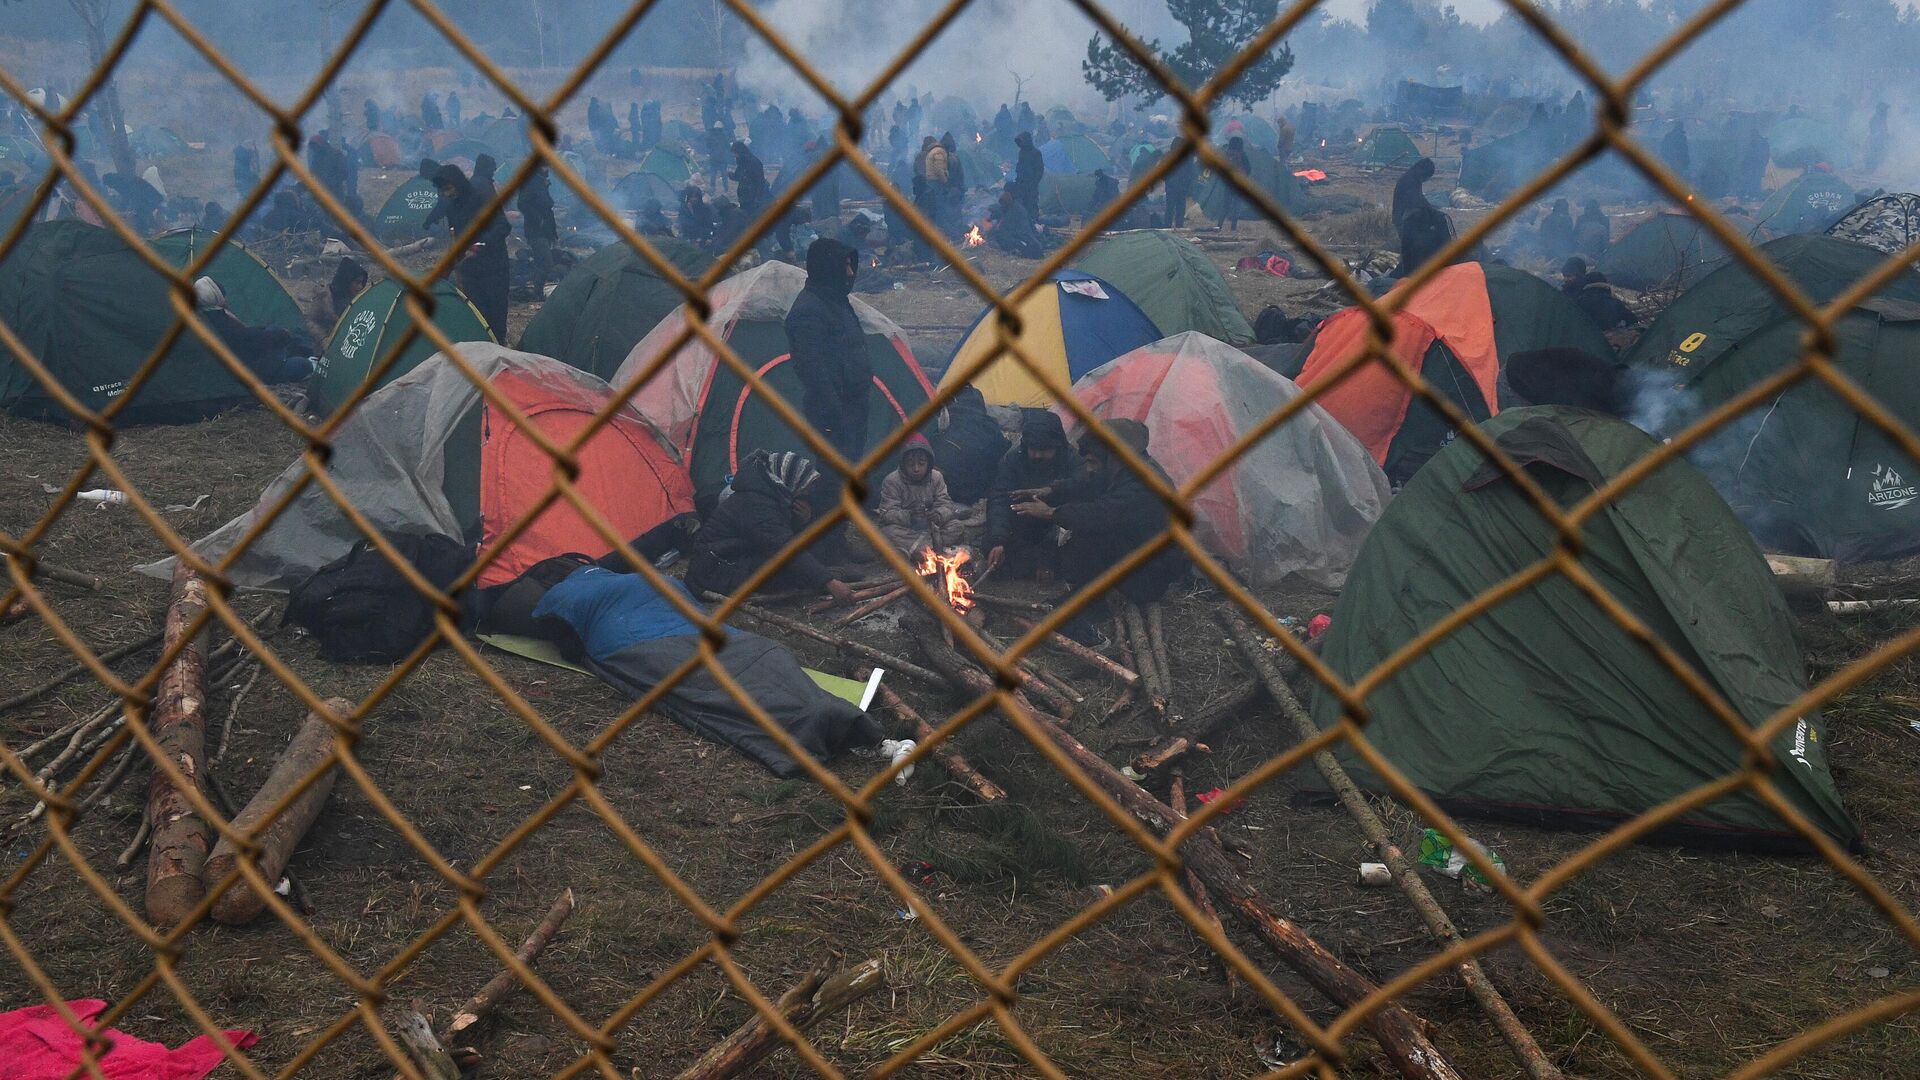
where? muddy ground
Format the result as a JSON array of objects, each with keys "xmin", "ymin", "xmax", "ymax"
[{"xmin": 3, "ymin": 142, "xmax": 1920, "ymax": 1080}]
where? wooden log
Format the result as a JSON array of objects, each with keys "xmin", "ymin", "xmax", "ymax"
[
  {"xmin": 442, "ymin": 886, "xmax": 577, "ymax": 1042},
  {"xmin": 1172, "ymin": 769, "xmax": 1236, "ymax": 996},
  {"xmin": 971, "ymin": 592, "xmax": 1054, "ymax": 615},
  {"xmin": 3, "ymin": 595, "xmax": 30, "ymax": 623},
  {"xmin": 722, "ymin": 598, "xmax": 947, "ymax": 688},
  {"xmin": 832, "ymin": 586, "xmax": 908, "ymax": 627},
  {"xmin": 1013, "ymin": 616, "xmax": 1139, "ymax": 686},
  {"xmin": 872, "ymin": 682, "xmax": 1005, "ymax": 802},
  {"xmin": 391, "ymin": 1009, "xmax": 461, "ymax": 1080},
  {"xmin": 808, "ymin": 581, "xmax": 904, "ymax": 612},
  {"xmin": 1220, "ymin": 609, "xmax": 1562, "ymax": 1080},
  {"xmin": 204, "ymin": 699, "xmax": 348, "ymax": 925},
  {"xmin": 28, "ymin": 560, "xmax": 103, "ymax": 592},
  {"xmin": 1119, "ymin": 600, "xmax": 1169, "ymax": 723},
  {"xmin": 1147, "ymin": 602, "xmax": 1175, "ymax": 709},
  {"xmin": 975, "ymin": 628, "xmax": 1077, "ymax": 720},
  {"xmin": 144, "ymin": 564, "xmax": 213, "ymax": 928},
  {"xmin": 907, "ymin": 619, "xmax": 1461, "ymax": 1080},
  {"xmin": 672, "ymin": 958, "xmax": 884, "ymax": 1080},
  {"xmin": 1766, "ymin": 553, "xmax": 1834, "ymax": 599}
]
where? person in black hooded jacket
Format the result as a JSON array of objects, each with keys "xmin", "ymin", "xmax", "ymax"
[
  {"xmin": 927, "ymin": 385, "xmax": 1008, "ymax": 505},
  {"xmin": 983, "ymin": 409, "xmax": 1074, "ymax": 579},
  {"xmin": 1009, "ymin": 418, "xmax": 1186, "ymax": 644},
  {"xmin": 685, "ymin": 450, "xmax": 855, "ymax": 604},
  {"xmin": 1391, "ymin": 156, "xmax": 1437, "ymax": 230},
  {"xmin": 432, "ymin": 163, "xmax": 511, "ymax": 338},
  {"xmin": 785, "ymin": 238, "xmax": 871, "ymax": 474}
]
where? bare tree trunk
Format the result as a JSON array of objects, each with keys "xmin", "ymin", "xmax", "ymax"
[
  {"xmin": 144, "ymin": 565, "xmax": 212, "ymax": 927},
  {"xmin": 72, "ymin": 1, "xmax": 136, "ymax": 181}
]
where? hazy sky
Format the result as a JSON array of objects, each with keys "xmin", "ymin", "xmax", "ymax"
[{"xmin": 1323, "ymin": 0, "xmax": 1510, "ymax": 24}]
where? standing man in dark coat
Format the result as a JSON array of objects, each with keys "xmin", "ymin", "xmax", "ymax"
[
  {"xmin": 1391, "ymin": 156, "xmax": 1437, "ymax": 231},
  {"xmin": 432, "ymin": 163, "xmax": 511, "ymax": 339},
  {"xmin": 1537, "ymin": 197, "xmax": 1576, "ymax": 257},
  {"xmin": 640, "ymin": 100, "xmax": 662, "ymax": 150},
  {"xmin": 519, "ymin": 164, "xmax": 558, "ymax": 287},
  {"xmin": 1164, "ymin": 142, "xmax": 1198, "ymax": 229},
  {"xmin": 1574, "ymin": 198, "xmax": 1610, "ymax": 260},
  {"xmin": 785, "ymin": 238, "xmax": 872, "ymax": 481},
  {"xmin": 421, "ymin": 92, "xmax": 444, "ymax": 131},
  {"xmin": 1012, "ymin": 131, "xmax": 1044, "ymax": 222},
  {"xmin": 1660, "ymin": 121, "xmax": 1691, "ymax": 182},
  {"xmin": 471, "ymin": 153, "xmax": 499, "ymax": 201},
  {"xmin": 446, "ymin": 91, "xmax": 462, "ymax": 127},
  {"xmin": 731, "ymin": 140, "xmax": 769, "ymax": 214}
]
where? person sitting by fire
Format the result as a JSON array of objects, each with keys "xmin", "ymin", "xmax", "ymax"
[
  {"xmin": 874, "ymin": 433, "xmax": 974, "ymax": 556},
  {"xmin": 989, "ymin": 188, "xmax": 1045, "ymax": 258},
  {"xmin": 1008, "ymin": 418, "xmax": 1187, "ymax": 648},
  {"xmin": 683, "ymin": 450, "xmax": 857, "ymax": 606},
  {"xmin": 983, "ymin": 410, "xmax": 1074, "ymax": 582}
]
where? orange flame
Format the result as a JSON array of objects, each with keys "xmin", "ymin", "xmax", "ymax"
[
  {"xmin": 964, "ymin": 224, "xmax": 985, "ymax": 247},
  {"xmin": 917, "ymin": 547, "xmax": 974, "ymax": 613}
]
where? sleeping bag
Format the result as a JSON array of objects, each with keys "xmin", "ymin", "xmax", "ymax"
[{"xmin": 531, "ymin": 565, "xmax": 883, "ymax": 777}]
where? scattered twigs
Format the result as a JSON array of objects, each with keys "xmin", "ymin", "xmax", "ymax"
[
  {"xmin": 672, "ymin": 958, "xmax": 884, "ymax": 1080},
  {"xmin": 205, "ymin": 700, "xmax": 348, "ymax": 925},
  {"xmin": 720, "ymin": 597, "xmax": 945, "ymax": 688},
  {"xmin": 871, "ymin": 681, "xmax": 1004, "ymax": 801},
  {"xmin": 907, "ymin": 617, "xmax": 1461, "ymax": 1080},
  {"xmin": 1220, "ymin": 609, "xmax": 1561, "ymax": 1080},
  {"xmin": 1171, "ymin": 768, "xmax": 1236, "ymax": 996},
  {"xmin": 832, "ymin": 586, "xmax": 908, "ymax": 627},
  {"xmin": 1132, "ymin": 684, "xmax": 1267, "ymax": 774},
  {"xmin": 0, "ymin": 629, "xmax": 163, "ymax": 714},
  {"xmin": 116, "ymin": 810, "xmax": 151, "ymax": 870},
  {"xmin": 145, "ymin": 565, "xmax": 213, "ymax": 927},
  {"xmin": 214, "ymin": 660, "xmax": 264, "ymax": 765}
]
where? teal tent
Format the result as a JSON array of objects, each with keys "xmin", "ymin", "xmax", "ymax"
[
  {"xmin": 1756, "ymin": 170, "xmax": 1857, "ymax": 236},
  {"xmin": 374, "ymin": 177, "xmax": 440, "ymax": 244},
  {"xmin": 315, "ymin": 277, "xmax": 494, "ymax": 413},
  {"xmin": 151, "ymin": 228, "xmax": 307, "ymax": 337},
  {"xmin": 1314, "ymin": 406, "xmax": 1860, "ymax": 851},
  {"xmin": 0, "ymin": 221, "xmax": 254, "ymax": 421},
  {"xmin": 1070, "ymin": 231, "xmax": 1256, "ymax": 346},
  {"xmin": 1600, "ymin": 212, "xmax": 1731, "ymax": 292},
  {"xmin": 1624, "ymin": 234, "xmax": 1920, "ymax": 561},
  {"xmin": 518, "ymin": 238, "xmax": 708, "ymax": 381},
  {"xmin": 1196, "ymin": 145, "xmax": 1307, "ymax": 220}
]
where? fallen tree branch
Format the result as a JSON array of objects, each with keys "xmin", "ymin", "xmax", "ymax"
[
  {"xmin": 907, "ymin": 616, "xmax": 1461, "ymax": 1080},
  {"xmin": 832, "ymin": 586, "xmax": 908, "ymax": 627},
  {"xmin": 1172, "ymin": 768, "xmax": 1236, "ymax": 996},
  {"xmin": 205, "ymin": 700, "xmax": 348, "ymax": 925},
  {"xmin": 672, "ymin": 958, "xmax": 884, "ymax": 1080},
  {"xmin": 442, "ymin": 886, "xmax": 577, "ymax": 1043},
  {"xmin": 871, "ymin": 681, "xmax": 1005, "ymax": 802},
  {"xmin": 1132, "ymin": 683, "xmax": 1267, "ymax": 774},
  {"xmin": 145, "ymin": 565, "xmax": 214, "ymax": 927},
  {"xmin": 1013, "ymin": 616, "xmax": 1139, "ymax": 686},
  {"xmin": 1220, "ymin": 609, "xmax": 1561, "ymax": 1080},
  {"xmin": 721, "ymin": 597, "xmax": 945, "ymax": 688}
]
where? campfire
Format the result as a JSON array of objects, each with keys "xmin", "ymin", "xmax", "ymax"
[
  {"xmin": 916, "ymin": 546, "xmax": 975, "ymax": 614},
  {"xmin": 963, "ymin": 223, "xmax": 986, "ymax": 248}
]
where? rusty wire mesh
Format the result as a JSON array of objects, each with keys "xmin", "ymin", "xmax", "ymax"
[{"xmin": 1, "ymin": 0, "xmax": 1919, "ymax": 1077}]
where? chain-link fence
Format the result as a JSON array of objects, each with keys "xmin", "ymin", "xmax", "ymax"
[{"xmin": 3, "ymin": 0, "xmax": 1919, "ymax": 1077}]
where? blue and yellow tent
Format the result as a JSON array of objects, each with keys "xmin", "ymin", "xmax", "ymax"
[{"xmin": 940, "ymin": 270, "xmax": 1162, "ymax": 407}]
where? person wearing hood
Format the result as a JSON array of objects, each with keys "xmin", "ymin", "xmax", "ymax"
[
  {"xmin": 446, "ymin": 90, "xmax": 462, "ymax": 127},
  {"xmin": 940, "ymin": 131, "xmax": 965, "ymax": 229},
  {"xmin": 989, "ymin": 188, "xmax": 1045, "ymax": 257},
  {"xmin": 984, "ymin": 409, "xmax": 1075, "ymax": 580},
  {"xmin": 328, "ymin": 256, "xmax": 368, "ymax": 321},
  {"xmin": 1391, "ymin": 156, "xmax": 1437, "ymax": 231},
  {"xmin": 1571, "ymin": 265, "xmax": 1636, "ymax": 332},
  {"xmin": 1574, "ymin": 198, "xmax": 1610, "ymax": 260},
  {"xmin": 1009, "ymin": 418, "xmax": 1187, "ymax": 646},
  {"xmin": 519, "ymin": 164, "xmax": 558, "ymax": 286},
  {"xmin": 192, "ymin": 276, "xmax": 319, "ymax": 384},
  {"xmin": 1012, "ymin": 131, "xmax": 1044, "ymax": 222},
  {"xmin": 928, "ymin": 385, "xmax": 1009, "ymax": 506},
  {"xmin": 421, "ymin": 92, "xmax": 443, "ymax": 131},
  {"xmin": 1164, "ymin": 141, "xmax": 1198, "ymax": 229},
  {"xmin": 232, "ymin": 143, "xmax": 260, "ymax": 195},
  {"xmin": 640, "ymin": 100, "xmax": 662, "ymax": 150},
  {"xmin": 362, "ymin": 97, "xmax": 380, "ymax": 133},
  {"xmin": 638, "ymin": 198, "xmax": 674, "ymax": 237},
  {"xmin": 685, "ymin": 450, "xmax": 855, "ymax": 604},
  {"xmin": 471, "ymin": 153, "xmax": 499, "ymax": 200},
  {"xmin": 731, "ymin": 140, "xmax": 768, "ymax": 213},
  {"xmin": 1537, "ymin": 197, "xmax": 1576, "ymax": 257},
  {"xmin": 1213, "ymin": 135, "xmax": 1253, "ymax": 232},
  {"xmin": 677, "ymin": 185, "xmax": 715, "ymax": 244},
  {"xmin": 431, "ymin": 162, "xmax": 511, "ymax": 338},
  {"xmin": 875, "ymin": 433, "xmax": 968, "ymax": 554},
  {"xmin": 786, "ymin": 238, "xmax": 872, "ymax": 480},
  {"xmin": 1660, "ymin": 120, "xmax": 1691, "ymax": 181}
]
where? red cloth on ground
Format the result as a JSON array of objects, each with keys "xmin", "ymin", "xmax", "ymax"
[{"xmin": 0, "ymin": 999, "xmax": 257, "ymax": 1079}]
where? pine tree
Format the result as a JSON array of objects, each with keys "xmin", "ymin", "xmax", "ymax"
[{"xmin": 1083, "ymin": 0, "xmax": 1295, "ymax": 107}]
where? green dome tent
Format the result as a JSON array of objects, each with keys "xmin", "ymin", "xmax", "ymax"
[
  {"xmin": 635, "ymin": 147, "xmax": 694, "ymax": 188},
  {"xmin": 612, "ymin": 168, "xmax": 681, "ymax": 212},
  {"xmin": 152, "ymin": 228, "xmax": 307, "ymax": 337},
  {"xmin": 0, "ymin": 221, "xmax": 256, "ymax": 421},
  {"xmin": 1225, "ymin": 115, "xmax": 1278, "ymax": 153},
  {"xmin": 951, "ymin": 144, "xmax": 1001, "ymax": 191},
  {"xmin": 374, "ymin": 177, "xmax": 441, "ymax": 244},
  {"xmin": 1038, "ymin": 174, "xmax": 1102, "ymax": 217},
  {"xmin": 129, "ymin": 126, "xmax": 190, "ymax": 161},
  {"xmin": 1195, "ymin": 145, "xmax": 1307, "ymax": 220},
  {"xmin": 1069, "ymin": 231, "xmax": 1256, "ymax": 346},
  {"xmin": 1756, "ymin": 170, "xmax": 1857, "ymax": 236},
  {"xmin": 1624, "ymin": 234, "xmax": 1920, "ymax": 561},
  {"xmin": 1357, "ymin": 125, "xmax": 1421, "ymax": 169},
  {"xmin": 315, "ymin": 276, "xmax": 494, "ymax": 414},
  {"xmin": 518, "ymin": 238, "xmax": 708, "ymax": 381},
  {"xmin": 1312, "ymin": 406, "xmax": 1859, "ymax": 850},
  {"xmin": 1038, "ymin": 133, "xmax": 1113, "ymax": 176},
  {"xmin": 1600, "ymin": 212, "xmax": 1732, "ymax": 292}
]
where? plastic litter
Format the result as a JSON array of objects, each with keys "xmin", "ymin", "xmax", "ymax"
[{"xmin": 1417, "ymin": 827, "xmax": 1506, "ymax": 890}]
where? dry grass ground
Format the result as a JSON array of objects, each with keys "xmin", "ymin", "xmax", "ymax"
[{"xmin": 2, "ymin": 160, "xmax": 1919, "ymax": 1080}]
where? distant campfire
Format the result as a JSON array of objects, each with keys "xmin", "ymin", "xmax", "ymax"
[{"xmin": 964, "ymin": 223, "xmax": 986, "ymax": 247}]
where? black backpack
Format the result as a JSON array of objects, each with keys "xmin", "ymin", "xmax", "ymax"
[{"xmin": 285, "ymin": 533, "xmax": 473, "ymax": 663}]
